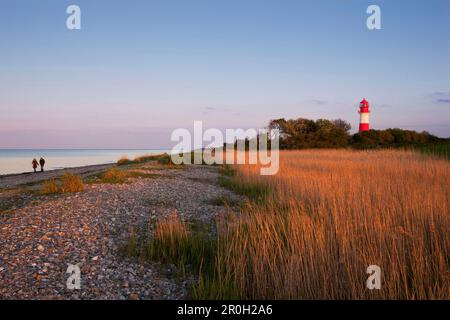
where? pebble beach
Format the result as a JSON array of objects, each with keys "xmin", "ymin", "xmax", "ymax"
[{"xmin": 0, "ymin": 163, "xmax": 241, "ymax": 299}]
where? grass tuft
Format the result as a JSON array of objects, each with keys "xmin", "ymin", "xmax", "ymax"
[
  {"xmin": 61, "ymin": 173, "xmax": 84, "ymax": 193},
  {"xmin": 40, "ymin": 173, "xmax": 84, "ymax": 194},
  {"xmin": 101, "ymin": 168, "xmax": 128, "ymax": 184},
  {"xmin": 121, "ymin": 213, "xmax": 215, "ymax": 280},
  {"xmin": 41, "ymin": 179, "xmax": 60, "ymax": 194},
  {"xmin": 117, "ymin": 156, "xmax": 133, "ymax": 166}
]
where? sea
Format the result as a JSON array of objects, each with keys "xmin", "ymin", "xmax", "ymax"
[{"xmin": 0, "ymin": 149, "xmax": 168, "ymax": 175}]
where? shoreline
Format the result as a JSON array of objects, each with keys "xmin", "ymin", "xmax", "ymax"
[
  {"xmin": 0, "ymin": 163, "xmax": 115, "ymax": 189},
  {"xmin": 0, "ymin": 162, "xmax": 114, "ymax": 178}
]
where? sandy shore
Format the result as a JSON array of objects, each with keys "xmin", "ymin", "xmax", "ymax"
[{"xmin": 0, "ymin": 164, "xmax": 115, "ymax": 189}]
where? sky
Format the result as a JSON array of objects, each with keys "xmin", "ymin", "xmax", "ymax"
[{"xmin": 0, "ymin": 0, "xmax": 449, "ymax": 148}]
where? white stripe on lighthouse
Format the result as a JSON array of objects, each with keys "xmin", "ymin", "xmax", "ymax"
[{"xmin": 360, "ymin": 113, "xmax": 370, "ymax": 124}]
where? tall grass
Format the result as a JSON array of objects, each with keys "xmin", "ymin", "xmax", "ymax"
[
  {"xmin": 202, "ymin": 149, "xmax": 449, "ymax": 299},
  {"xmin": 414, "ymin": 143, "xmax": 450, "ymax": 159},
  {"xmin": 147, "ymin": 214, "xmax": 215, "ymax": 276},
  {"xmin": 123, "ymin": 213, "xmax": 216, "ymax": 278}
]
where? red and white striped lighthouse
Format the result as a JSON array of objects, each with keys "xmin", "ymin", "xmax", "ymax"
[{"xmin": 358, "ymin": 98, "xmax": 370, "ymax": 132}]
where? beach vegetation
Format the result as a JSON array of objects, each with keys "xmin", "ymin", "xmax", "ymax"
[
  {"xmin": 207, "ymin": 195, "xmax": 239, "ymax": 207},
  {"xmin": 60, "ymin": 173, "xmax": 84, "ymax": 193},
  {"xmin": 117, "ymin": 153, "xmax": 179, "ymax": 166},
  {"xmin": 40, "ymin": 173, "xmax": 84, "ymax": 194},
  {"xmin": 122, "ymin": 213, "xmax": 215, "ymax": 279},
  {"xmin": 202, "ymin": 149, "xmax": 449, "ymax": 299},
  {"xmin": 41, "ymin": 179, "xmax": 60, "ymax": 194},
  {"xmin": 101, "ymin": 168, "xmax": 128, "ymax": 184},
  {"xmin": 124, "ymin": 149, "xmax": 448, "ymax": 299}
]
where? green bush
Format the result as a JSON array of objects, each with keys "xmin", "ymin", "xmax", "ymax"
[
  {"xmin": 351, "ymin": 129, "xmax": 440, "ymax": 149},
  {"xmin": 268, "ymin": 118, "xmax": 351, "ymax": 149}
]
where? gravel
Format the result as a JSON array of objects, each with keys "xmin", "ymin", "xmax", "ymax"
[{"xmin": 0, "ymin": 165, "xmax": 241, "ymax": 300}]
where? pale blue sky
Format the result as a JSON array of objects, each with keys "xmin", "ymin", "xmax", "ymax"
[{"xmin": 0, "ymin": 0, "xmax": 449, "ymax": 148}]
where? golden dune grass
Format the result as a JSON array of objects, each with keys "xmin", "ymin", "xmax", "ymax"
[
  {"xmin": 41, "ymin": 173, "xmax": 84, "ymax": 194},
  {"xmin": 216, "ymin": 149, "xmax": 449, "ymax": 299}
]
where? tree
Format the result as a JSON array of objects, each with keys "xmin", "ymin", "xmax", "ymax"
[
  {"xmin": 351, "ymin": 128, "xmax": 438, "ymax": 149},
  {"xmin": 332, "ymin": 119, "xmax": 352, "ymax": 132},
  {"xmin": 268, "ymin": 117, "xmax": 351, "ymax": 149}
]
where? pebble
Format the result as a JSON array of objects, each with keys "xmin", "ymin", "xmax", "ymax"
[{"xmin": 0, "ymin": 165, "xmax": 242, "ymax": 299}]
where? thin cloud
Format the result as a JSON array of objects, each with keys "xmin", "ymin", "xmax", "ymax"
[
  {"xmin": 310, "ymin": 99, "xmax": 327, "ymax": 105},
  {"xmin": 202, "ymin": 106, "xmax": 217, "ymax": 115},
  {"xmin": 430, "ymin": 92, "xmax": 450, "ymax": 104}
]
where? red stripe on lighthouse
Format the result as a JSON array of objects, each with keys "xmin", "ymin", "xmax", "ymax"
[
  {"xmin": 359, "ymin": 123, "xmax": 370, "ymax": 132},
  {"xmin": 358, "ymin": 98, "xmax": 371, "ymax": 133}
]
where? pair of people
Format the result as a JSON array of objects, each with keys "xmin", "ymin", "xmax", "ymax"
[{"xmin": 32, "ymin": 157, "xmax": 46, "ymax": 173}]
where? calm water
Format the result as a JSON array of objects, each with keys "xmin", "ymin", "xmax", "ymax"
[{"xmin": 0, "ymin": 149, "xmax": 168, "ymax": 175}]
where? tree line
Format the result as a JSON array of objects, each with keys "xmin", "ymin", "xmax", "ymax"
[{"xmin": 266, "ymin": 118, "xmax": 449, "ymax": 150}]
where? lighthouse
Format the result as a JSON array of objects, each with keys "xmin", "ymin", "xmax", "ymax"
[{"xmin": 358, "ymin": 98, "xmax": 370, "ymax": 132}]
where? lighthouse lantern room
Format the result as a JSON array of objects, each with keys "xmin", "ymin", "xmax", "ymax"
[{"xmin": 358, "ymin": 99, "xmax": 370, "ymax": 132}]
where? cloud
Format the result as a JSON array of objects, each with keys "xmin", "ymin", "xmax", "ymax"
[
  {"xmin": 202, "ymin": 106, "xmax": 232, "ymax": 115},
  {"xmin": 430, "ymin": 92, "xmax": 450, "ymax": 104},
  {"xmin": 310, "ymin": 99, "xmax": 327, "ymax": 105},
  {"xmin": 202, "ymin": 106, "xmax": 217, "ymax": 115}
]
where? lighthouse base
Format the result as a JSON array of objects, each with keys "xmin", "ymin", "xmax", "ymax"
[{"xmin": 359, "ymin": 123, "xmax": 370, "ymax": 132}]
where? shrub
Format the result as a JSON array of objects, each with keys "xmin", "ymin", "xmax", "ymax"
[
  {"xmin": 117, "ymin": 157, "xmax": 133, "ymax": 166},
  {"xmin": 40, "ymin": 174, "xmax": 84, "ymax": 194},
  {"xmin": 61, "ymin": 173, "xmax": 84, "ymax": 193},
  {"xmin": 117, "ymin": 153, "xmax": 178, "ymax": 166},
  {"xmin": 351, "ymin": 129, "xmax": 440, "ymax": 149},
  {"xmin": 101, "ymin": 168, "xmax": 128, "ymax": 184},
  {"xmin": 268, "ymin": 117, "xmax": 351, "ymax": 149},
  {"xmin": 155, "ymin": 153, "xmax": 176, "ymax": 165},
  {"xmin": 41, "ymin": 179, "xmax": 60, "ymax": 194}
]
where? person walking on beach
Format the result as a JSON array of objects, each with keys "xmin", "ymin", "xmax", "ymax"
[
  {"xmin": 32, "ymin": 158, "xmax": 39, "ymax": 173},
  {"xmin": 39, "ymin": 157, "xmax": 46, "ymax": 172}
]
